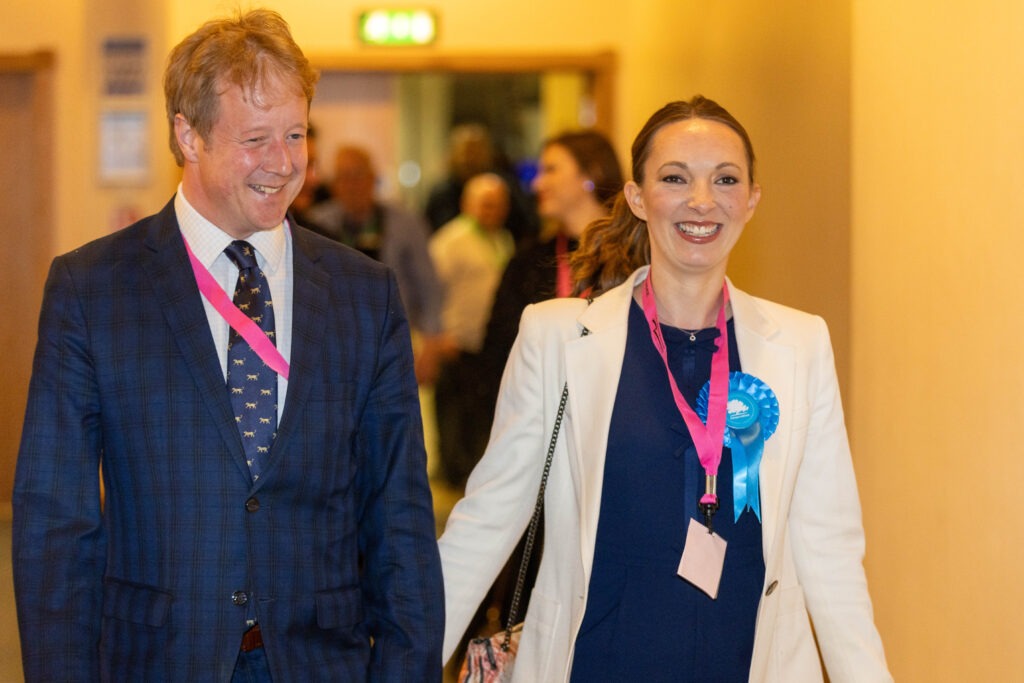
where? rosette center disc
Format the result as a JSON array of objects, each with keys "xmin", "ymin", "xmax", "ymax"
[{"xmin": 726, "ymin": 393, "xmax": 759, "ymax": 430}]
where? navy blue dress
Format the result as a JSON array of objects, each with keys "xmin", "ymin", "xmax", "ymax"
[{"xmin": 570, "ymin": 300, "xmax": 765, "ymax": 683}]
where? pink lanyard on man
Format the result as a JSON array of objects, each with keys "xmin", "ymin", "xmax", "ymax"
[
  {"xmin": 182, "ymin": 235, "xmax": 290, "ymax": 381},
  {"xmin": 640, "ymin": 273, "xmax": 730, "ymax": 530}
]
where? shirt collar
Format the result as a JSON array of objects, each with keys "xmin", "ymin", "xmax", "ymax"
[{"xmin": 174, "ymin": 183, "xmax": 288, "ymax": 274}]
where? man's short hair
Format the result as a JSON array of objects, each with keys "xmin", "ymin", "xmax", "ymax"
[{"xmin": 164, "ymin": 9, "xmax": 319, "ymax": 166}]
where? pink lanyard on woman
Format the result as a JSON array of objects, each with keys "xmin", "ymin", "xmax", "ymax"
[
  {"xmin": 641, "ymin": 274, "xmax": 729, "ymax": 528},
  {"xmin": 182, "ymin": 235, "xmax": 290, "ymax": 380}
]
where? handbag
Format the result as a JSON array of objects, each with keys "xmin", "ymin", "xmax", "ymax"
[{"xmin": 458, "ymin": 381, "xmax": 570, "ymax": 683}]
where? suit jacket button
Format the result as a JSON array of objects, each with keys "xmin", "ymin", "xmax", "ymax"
[
  {"xmin": 764, "ymin": 580, "xmax": 779, "ymax": 596},
  {"xmin": 232, "ymin": 591, "xmax": 249, "ymax": 606},
  {"xmin": 245, "ymin": 497, "xmax": 260, "ymax": 513}
]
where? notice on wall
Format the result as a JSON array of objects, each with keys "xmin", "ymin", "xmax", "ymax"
[
  {"xmin": 99, "ymin": 36, "xmax": 148, "ymax": 185},
  {"xmin": 102, "ymin": 37, "xmax": 147, "ymax": 97},
  {"xmin": 99, "ymin": 110, "xmax": 148, "ymax": 185}
]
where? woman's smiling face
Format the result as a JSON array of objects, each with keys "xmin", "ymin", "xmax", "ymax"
[{"xmin": 624, "ymin": 117, "xmax": 760, "ymax": 282}]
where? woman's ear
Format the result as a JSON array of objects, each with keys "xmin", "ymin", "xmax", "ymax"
[
  {"xmin": 746, "ymin": 182, "xmax": 762, "ymax": 221},
  {"xmin": 623, "ymin": 180, "xmax": 647, "ymax": 221},
  {"xmin": 174, "ymin": 114, "xmax": 201, "ymax": 163}
]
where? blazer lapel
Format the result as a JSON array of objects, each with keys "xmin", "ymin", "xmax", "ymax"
[
  {"xmin": 144, "ymin": 201, "xmax": 253, "ymax": 481},
  {"xmin": 564, "ymin": 268, "xmax": 642, "ymax": 581},
  {"xmin": 266, "ymin": 228, "xmax": 329, "ymax": 473},
  {"xmin": 728, "ymin": 280, "xmax": 797, "ymax": 561}
]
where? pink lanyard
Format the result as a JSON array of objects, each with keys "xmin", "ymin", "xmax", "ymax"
[
  {"xmin": 182, "ymin": 235, "xmax": 290, "ymax": 381},
  {"xmin": 641, "ymin": 274, "xmax": 729, "ymax": 517}
]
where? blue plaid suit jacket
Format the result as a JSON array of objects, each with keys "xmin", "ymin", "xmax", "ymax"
[{"xmin": 13, "ymin": 200, "xmax": 444, "ymax": 682}]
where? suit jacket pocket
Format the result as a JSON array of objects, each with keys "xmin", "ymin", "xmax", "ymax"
[
  {"xmin": 102, "ymin": 577, "xmax": 172, "ymax": 627},
  {"xmin": 315, "ymin": 586, "xmax": 364, "ymax": 629}
]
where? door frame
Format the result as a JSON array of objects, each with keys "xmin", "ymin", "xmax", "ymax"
[
  {"xmin": 0, "ymin": 51, "xmax": 55, "ymax": 517},
  {"xmin": 307, "ymin": 50, "xmax": 617, "ymax": 135}
]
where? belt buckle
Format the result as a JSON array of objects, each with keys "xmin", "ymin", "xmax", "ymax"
[{"xmin": 240, "ymin": 624, "xmax": 263, "ymax": 652}]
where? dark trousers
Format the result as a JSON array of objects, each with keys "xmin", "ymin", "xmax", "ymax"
[
  {"xmin": 435, "ymin": 352, "xmax": 495, "ymax": 488},
  {"xmin": 232, "ymin": 647, "xmax": 272, "ymax": 683}
]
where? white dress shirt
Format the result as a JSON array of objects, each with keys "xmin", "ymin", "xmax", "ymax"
[{"xmin": 174, "ymin": 185, "xmax": 293, "ymax": 420}]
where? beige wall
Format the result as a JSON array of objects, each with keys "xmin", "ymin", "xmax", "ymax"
[
  {"xmin": 852, "ymin": 1, "xmax": 1024, "ymax": 680},
  {"xmin": 623, "ymin": 0, "xmax": 854, "ymax": 393},
  {"xmin": 2, "ymin": 0, "xmax": 177, "ymax": 254},
  {"xmin": 3, "ymin": 0, "xmax": 1020, "ymax": 678}
]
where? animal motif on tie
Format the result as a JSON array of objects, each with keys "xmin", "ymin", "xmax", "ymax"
[{"xmin": 224, "ymin": 240, "xmax": 278, "ymax": 481}]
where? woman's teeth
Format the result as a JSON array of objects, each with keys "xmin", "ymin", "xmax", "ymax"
[{"xmin": 676, "ymin": 222, "xmax": 720, "ymax": 237}]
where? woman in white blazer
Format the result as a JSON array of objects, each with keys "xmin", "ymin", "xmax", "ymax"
[{"xmin": 439, "ymin": 97, "xmax": 891, "ymax": 682}]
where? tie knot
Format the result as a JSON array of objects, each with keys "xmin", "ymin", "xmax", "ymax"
[{"xmin": 224, "ymin": 240, "xmax": 259, "ymax": 271}]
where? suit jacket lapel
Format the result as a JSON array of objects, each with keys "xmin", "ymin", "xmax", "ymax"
[
  {"xmin": 269, "ymin": 227, "xmax": 329, "ymax": 467},
  {"xmin": 144, "ymin": 200, "xmax": 253, "ymax": 481},
  {"xmin": 728, "ymin": 280, "xmax": 796, "ymax": 561}
]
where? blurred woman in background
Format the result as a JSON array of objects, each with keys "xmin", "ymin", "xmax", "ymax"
[{"xmin": 481, "ymin": 130, "xmax": 623, "ymax": 385}]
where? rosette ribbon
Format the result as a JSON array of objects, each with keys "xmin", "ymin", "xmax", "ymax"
[{"xmin": 697, "ymin": 372, "xmax": 779, "ymax": 521}]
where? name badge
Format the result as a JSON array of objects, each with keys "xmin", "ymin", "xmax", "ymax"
[{"xmin": 677, "ymin": 518, "xmax": 727, "ymax": 599}]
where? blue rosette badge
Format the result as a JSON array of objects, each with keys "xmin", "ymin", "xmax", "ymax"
[{"xmin": 697, "ymin": 372, "xmax": 780, "ymax": 522}]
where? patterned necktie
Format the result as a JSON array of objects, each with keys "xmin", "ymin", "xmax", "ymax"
[{"xmin": 224, "ymin": 240, "xmax": 277, "ymax": 481}]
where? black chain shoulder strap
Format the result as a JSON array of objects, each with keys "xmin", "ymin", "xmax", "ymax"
[{"xmin": 502, "ymin": 324, "xmax": 590, "ymax": 651}]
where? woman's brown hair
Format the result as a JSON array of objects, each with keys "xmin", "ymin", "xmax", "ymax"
[{"xmin": 543, "ymin": 130, "xmax": 624, "ymax": 206}]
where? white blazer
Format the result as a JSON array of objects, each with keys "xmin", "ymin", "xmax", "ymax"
[{"xmin": 439, "ymin": 267, "xmax": 891, "ymax": 683}]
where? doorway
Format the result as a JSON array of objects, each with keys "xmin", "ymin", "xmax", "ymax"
[
  {"xmin": 306, "ymin": 50, "xmax": 616, "ymax": 220},
  {"xmin": 0, "ymin": 53, "xmax": 55, "ymax": 516}
]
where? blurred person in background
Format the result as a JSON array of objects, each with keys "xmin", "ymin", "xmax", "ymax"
[
  {"xmin": 482, "ymin": 130, "xmax": 624, "ymax": 387},
  {"xmin": 429, "ymin": 173, "xmax": 514, "ymax": 488},
  {"xmin": 425, "ymin": 123, "xmax": 539, "ymax": 246},
  {"xmin": 304, "ymin": 145, "xmax": 446, "ymax": 384}
]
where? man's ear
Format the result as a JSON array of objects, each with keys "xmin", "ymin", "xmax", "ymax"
[{"xmin": 174, "ymin": 113, "xmax": 201, "ymax": 163}]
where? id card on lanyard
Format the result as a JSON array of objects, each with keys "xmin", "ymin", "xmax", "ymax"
[{"xmin": 640, "ymin": 273, "xmax": 729, "ymax": 598}]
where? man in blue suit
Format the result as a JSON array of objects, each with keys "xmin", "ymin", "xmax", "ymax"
[{"xmin": 12, "ymin": 10, "xmax": 444, "ymax": 682}]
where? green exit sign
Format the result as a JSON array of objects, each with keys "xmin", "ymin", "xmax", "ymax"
[{"xmin": 358, "ymin": 10, "xmax": 438, "ymax": 46}]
